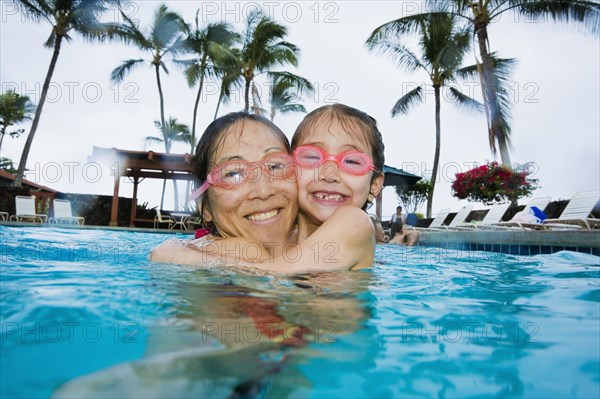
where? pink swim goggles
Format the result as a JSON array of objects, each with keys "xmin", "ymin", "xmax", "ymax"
[
  {"xmin": 189, "ymin": 153, "xmax": 295, "ymax": 201},
  {"xmin": 292, "ymin": 145, "xmax": 377, "ymax": 175}
]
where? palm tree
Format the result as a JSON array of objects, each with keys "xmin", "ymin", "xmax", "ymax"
[
  {"xmin": 144, "ymin": 117, "xmax": 190, "ymax": 211},
  {"xmin": 213, "ymin": 48, "xmax": 244, "ymax": 119},
  {"xmin": 239, "ymin": 9, "xmax": 311, "ymax": 112},
  {"xmin": 111, "ymin": 4, "xmax": 187, "ymax": 129},
  {"xmin": 368, "ymin": 0, "xmax": 600, "ymax": 165},
  {"xmin": 10, "ymin": 0, "xmax": 121, "ymax": 186},
  {"xmin": 181, "ymin": 12, "xmax": 239, "ymax": 147},
  {"xmin": 367, "ymin": 13, "xmax": 483, "ymax": 218},
  {"xmin": 0, "ymin": 90, "xmax": 35, "ymax": 155},
  {"xmin": 268, "ymin": 75, "xmax": 308, "ymax": 122},
  {"xmin": 181, "ymin": 130, "xmax": 197, "ymax": 211}
]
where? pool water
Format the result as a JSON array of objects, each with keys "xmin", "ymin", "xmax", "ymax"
[{"xmin": 1, "ymin": 226, "xmax": 599, "ymax": 398}]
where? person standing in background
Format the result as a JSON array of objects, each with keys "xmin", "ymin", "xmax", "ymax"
[{"xmin": 389, "ymin": 206, "xmax": 405, "ymax": 239}]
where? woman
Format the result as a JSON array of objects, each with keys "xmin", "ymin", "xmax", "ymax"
[{"xmin": 150, "ymin": 112, "xmax": 298, "ymax": 265}]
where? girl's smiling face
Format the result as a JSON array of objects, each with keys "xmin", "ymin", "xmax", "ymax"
[{"xmin": 294, "ymin": 119, "xmax": 383, "ymax": 226}]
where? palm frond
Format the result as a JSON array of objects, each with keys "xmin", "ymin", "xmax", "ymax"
[
  {"xmin": 160, "ymin": 61, "xmax": 170, "ymax": 75},
  {"xmin": 455, "ymin": 63, "xmax": 479, "ymax": 81},
  {"xmin": 110, "ymin": 59, "xmax": 146, "ymax": 82},
  {"xmin": 279, "ymin": 103, "xmax": 306, "ymax": 114},
  {"xmin": 12, "ymin": 0, "xmax": 49, "ymax": 22},
  {"xmin": 155, "ymin": 117, "xmax": 191, "ymax": 142},
  {"xmin": 448, "ymin": 87, "xmax": 484, "ymax": 113},
  {"xmin": 391, "ymin": 86, "xmax": 424, "ymax": 116},
  {"xmin": 183, "ymin": 62, "xmax": 201, "ymax": 87},
  {"xmin": 369, "ymin": 39, "xmax": 426, "ymax": 73},
  {"xmin": 150, "ymin": 4, "xmax": 186, "ymax": 50},
  {"xmin": 515, "ymin": 0, "xmax": 600, "ymax": 34},
  {"xmin": 366, "ymin": 11, "xmax": 468, "ymax": 48},
  {"xmin": 267, "ymin": 71, "xmax": 314, "ymax": 95},
  {"xmin": 43, "ymin": 31, "xmax": 56, "ymax": 48},
  {"xmin": 113, "ymin": 10, "xmax": 153, "ymax": 48},
  {"xmin": 143, "ymin": 135, "xmax": 164, "ymax": 150}
]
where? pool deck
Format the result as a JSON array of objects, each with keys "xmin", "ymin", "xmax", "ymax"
[
  {"xmin": 419, "ymin": 229, "xmax": 599, "ymax": 247},
  {"xmin": 0, "ymin": 221, "xmax": 193, "ymax": 235},
  {"xmin": 418, "ymin": 229, "xmax": 600, "ymax": 255}
]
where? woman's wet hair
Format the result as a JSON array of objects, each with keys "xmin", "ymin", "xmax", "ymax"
[
  {"xmin": 291, "ymin": 103, "xmax": 385, "ymax": 171},
  {"xmin": 191, "ymin": 112, "xmax": 290, "ymax": 234}
]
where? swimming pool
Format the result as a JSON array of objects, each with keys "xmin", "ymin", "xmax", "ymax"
[{"xmin": 1, "ymin": 226, "xmax": 599, "ymax": 398}]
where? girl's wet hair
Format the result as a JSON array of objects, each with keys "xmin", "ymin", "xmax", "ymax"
[
  {"xmin": 291, "ymin": 103, "xmax": 385, "ymax": 171},
  {"xmin": 191, "ymin": 112, "xmax": 290, "ymax": 233}
]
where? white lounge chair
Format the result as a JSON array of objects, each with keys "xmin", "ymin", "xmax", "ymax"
[
  {"xmin": 430, "ymin": 205, "xmax": 474, "ymax": 230},
  {"xmin": 491, "ymin": 197, "xmax": 551, "ymax": 229},
  {"xmin": 412, "ymin": 208, "xmax": 451, "ymax": 231},
  {"xmin": 10, "ymin": 195, "xmax": 48, "ymax": 223},
  {"xmin": 50, "ymin": 199, "xmax": 85, "ymax": 225},
  {"xmin": 540, "ymin": 190, "xmax": 600, "ymax": 230},
  {"xmin": 154, "ymin": 209, "xmax": 174, "ymax": 229},
  {"xmin": 457, "ymin": 203, "xmax": 511, "ymax": 230},
  {"xmin": 0, "ymin": 211, "xmax": 8, "ymax": 221}
]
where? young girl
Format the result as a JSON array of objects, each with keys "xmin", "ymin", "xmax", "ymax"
[{"xmin": 281, "ymin": 103, "xmax": 385, "ymax": 270}]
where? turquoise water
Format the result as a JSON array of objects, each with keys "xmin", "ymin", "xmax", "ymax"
[{"xmin": 1, "ymin": 226, "xmax": 599, "ymax": 398}]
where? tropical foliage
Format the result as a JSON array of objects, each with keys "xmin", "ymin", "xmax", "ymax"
[
  {"xmin": 181, "ymin": 14, "xmax": 239, "ymax": 143},
  {"xmin": 10, "ymin": 0, "xmax": 121, "ymax": 186},
  {"xmin": 451, "ymin": 162, "xmax": 537, "ymax": 205},
  {"xmin": 0, "ymin": 157, "xmax": 18, "ymax": 174},
  {"xmin": 367, "ymin": 13, "xmax": 483, "ymax": 218},
  {"xmin": 0, "ymin": 90, "xmax": 35, "ymax": 154},
  {"xmin": 395, "ymin": 179, "xmax": 431, "ymax": 214},
  {"xmin": 268, "ymin": 75, "xmax": 308, "ymax": 121},
  {"xmin": 238, "ymin": 9, "xmax": 313, "ymax": 113},
  {"xmin": 111, "ymin": 4, "xmax": 187, "ymax": 129},
  {"xmin": 144, "ymin": 117, "xmax": 191, "ymax": 210},
  {"xmin": 368, "ymin": 0, "xmax": 600, "ymax": 165}
]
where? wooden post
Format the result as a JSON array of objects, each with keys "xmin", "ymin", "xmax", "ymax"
[
  {"xmin": 376, "ymin": 191, "xmax": 383, "ymax": 221},
  {"xmin": 110, "ymin": 169, "xmax": 120, "ymax": 227},
  {"xmin": 129, "ymin": 176, "xmax": 139, "ymax": 227}
]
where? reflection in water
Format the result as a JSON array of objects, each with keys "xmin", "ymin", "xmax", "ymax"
[{"xmin": 53, "ymin": 269, "xmax": 375, "ymax": 398}]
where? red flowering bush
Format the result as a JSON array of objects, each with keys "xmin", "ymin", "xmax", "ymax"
[{"xmin": 451, "ymin": 162, "xmax": 537, "ymax": 204}]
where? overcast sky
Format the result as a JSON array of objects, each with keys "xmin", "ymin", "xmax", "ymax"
[{"xmin": 1, "ymin": 1, "xmax": 598, "ymax": 219}]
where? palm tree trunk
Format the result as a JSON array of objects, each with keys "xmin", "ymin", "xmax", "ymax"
[
  {"xmin": 214, "ymin": 91, "xmax": 224, "ymax": 120},
  {"xmin": 160, "ymin": 179, "xmax": 166, "ymax": 210},
  {"xmin": 184, "ymin": 180, "xmax": 191, "ymax": 211},
  {"xmin": 244, "ymin": 77, "xmax": 251, "ymax": 112},
  {"xmin": 427, "ymin": 85, "xmax": 441, "ymax": 219},
  {"xmin": 191, "ymin": 62, "xmax": 207, "ymax": 145},
  {"xmin": 185, "ymin": 142, "xmax": 193, "ymax": 211},
  {"xmin": 155, "ymin": 63, "xmax": 166, "ymax": 128},
  {"xmin": 475, "ymin": 25, "xmax": 511, "ymax": 165},
  {"xmin": 172, "ymin": 179, "xmax": 179, "ymax": 211},
  {"xmin": 13, "ymin": 35, "xmax": 63, "ymax": 186},
  {"xmin": 0, "ymin": 131, "xmax": 6, "ymax": 155},
  {"xmin": 155, "ymin": 62, "xmax": 168, "ymax": 207}
]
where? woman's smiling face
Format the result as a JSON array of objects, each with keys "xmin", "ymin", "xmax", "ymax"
[{"xmin": 203, "ymin": 119, "xmax": 298, "ymax": 246}]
